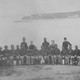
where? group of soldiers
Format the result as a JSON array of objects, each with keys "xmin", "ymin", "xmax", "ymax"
[{"xmin": 0, "ymin": 37, "xmax": 80, "ymax": 67}]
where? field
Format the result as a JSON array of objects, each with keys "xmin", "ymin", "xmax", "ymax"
[{"xmin": 0, "ymin": 65, "xmax": 80, "ymax": 80}]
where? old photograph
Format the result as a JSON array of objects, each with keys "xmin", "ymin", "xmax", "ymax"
[{"xmin": 0, "ymin": 0, "xmax": 80, "ymax": 80}]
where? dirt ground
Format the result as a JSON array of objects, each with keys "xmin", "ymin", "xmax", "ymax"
[{"xmin": 0, "ymin": 65, "xmax": 80, "ymax": 80}]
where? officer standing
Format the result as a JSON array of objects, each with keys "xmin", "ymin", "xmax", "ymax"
[
  {"xmin": 62, "ymin": 37, "xmax": 72, "ymax": 50},
  {"xmin": 21, "ymin": 37, "xmax": 28, "ymax": 50}
]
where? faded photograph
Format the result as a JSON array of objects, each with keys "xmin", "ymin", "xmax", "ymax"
[{"xmin": 0, "ymin": 0, "xmax": 80, "ymax": 80}]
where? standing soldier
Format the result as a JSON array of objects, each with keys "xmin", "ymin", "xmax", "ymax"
[
  {"xmin": 41, "ymin": 38, "xmax": 50, "ymax": 50},
  {"xmin": 62, "ymin": 37, "xmax": 72, "ymax": 50},
  {"xmin": 20, "ymin": 45, "xmax": 27, "ymax": 65},
  {"xmin": 21, "ymin": 37, "xmax": 28, "ymax": 50},
  {"xmin": 41, "ymin": 38, "xmax": 50, "ymax": 64},
  {"xmin": 20, "ymin": 37, "xmax": 28, "ymax": 65}
]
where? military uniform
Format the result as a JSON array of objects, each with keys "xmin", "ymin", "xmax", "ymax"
[
  {"xmin": 21, "ymin": 42, "xmax": 28, "ymax": 50},
  {"xmin": 62, "ymin": 41, "xmax": 71, "ymax": 50}
]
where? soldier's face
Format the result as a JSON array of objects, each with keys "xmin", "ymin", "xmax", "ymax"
[
  {"xmin": 51, "ymin": 40, "xmax": 55, "ymax": 44},
  {"xmin": 44, "ymin": 38, "xmax": 47, "ymax": 42},
  {"xmin": 23, "ymin": 38, "xmax": 26, "ymax": 42},
  {"xmin": 11, "ymin": 45, "xmax": 14, "ymax": 49},
  {"xmin": 16, "ymin": 45, "xmax": 19, "ymax": 49},
  {"xmin": 75, "ymin": 46, "xmax": 78, "ymax": 49},
  {"xmin": 30, "ymin": 41, "xmax": 33, "ymax": 45},
  {"xmin": 5, "ymin": 46, "xmax": 8, "ymax": 50}
]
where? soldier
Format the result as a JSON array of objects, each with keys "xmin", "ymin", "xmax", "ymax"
[
  {"xmin": 73, "ymin": 45, "xmax": 80, "ymax": 56},
  {"xmin": 62, "ymin": 37, "xmax": 72, "ymax": 50},
  {"xmin": 21, "ymin": 37, "xmax": 28, "ymax": 50},
  {"xmin": 61, "ymin": 49, "xmax": 69, "ymax": 65},
  {"xmin": 20, "ymin": 37, "xmax": 28, "ymax": 65},
  {"xmin": 73, "ymin": 46, "xmax": 80, "ymax": 65},
  {"xmin": 68, "ymin": 46, "xmax": 73, "ymax": 56},
  {"xmin": 54, "ymin": 44, "xmax": 60, "ymax": 64},
  {"xmin": 50, "ymin": 40, "xmax": 56, "ymax": 51},
  {"xmin": 3, "ymin": 45, "xmax": 10, "ymax": 57},
  {"xmin": 29, "ymin": 41, "xmax": 36, "ymax": 51},
  {"xmin": 68, "ymin": 46, "xmax": 73, "ymax": 65},
  {"xmin": 41, "ymin": 38, "xmax": 50, "ymax": 62},
  {"xmin": 3, "ymin": 45, "xmax": 10, "ymax": 66},
  {"xmin": 73, "ymin": 55, "xmax": 78, "ymax": 65},
  {"xmin": 15, "ymin": 45, "xmax": 20, "ymax": 65},
  {"xmin": 10, "ymin": 44, "xmax": 16, "ymax": 66},
  {"xmin": 41, "ymin": 38, "xmax": 50, "ymax": 50},
  {"xmin": 50, "ymin": 40, "xmax": 56, "ymax": 56}
]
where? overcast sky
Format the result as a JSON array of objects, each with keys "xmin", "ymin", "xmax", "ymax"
[{"xmin": 0, "ymin": 0, "xmax": 80, "ymax": 49}]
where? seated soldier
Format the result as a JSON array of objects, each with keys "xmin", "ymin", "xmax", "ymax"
[
  {"xmin": 15, "ymin": 45, "xmax": 20, "ymax": 65},
  {"xmin": 73, "ymin": 46, "xmax": 80, "ymax": 65},
  {"xmin": 50, "ymin": 40, "xmax": 56, "ymax": 50},
  {"xmin": 10, "ymin": 44, "xmax": 16, "ymax": 66},
  {"xmin": 50, "ymin": 40, "xmax": 56, "ymax": 55},
  {"xmin": 16, "ymin": 45, "xmax": 20, "ymax": 56},
  {"xmin": 29, "ymin": 41, "xmax": 36, "ymax": 51},
  {"xmin": 73, "ymin": 45, "xmax": 80, "ymax": 56},
  {"xmin": 54, "ymin": 44, "xmax": 60, "ymax": 55},
  {"xmin": 62, "ymin": 37, "xmax": 72, "ymax": 50},
  {"xmin": 3, "ymin": 45, "xmax": 10, "ymax": 57},
  {"xmin": 68, "ymin": 46, "xmax": 73, "ymax": 65},
  {"xmin": 73, "ymin": 55, "xmax": 78, "ymax": 65},
  {"xmin": 10, "ymin": 44, "xmax": 16, "ymax": 56},
  {"xmin": 54, "ymin": 44, "xmax": 60, "ymax": 64},
  {"xmin": 68, "ymin": 46, "xmax": 73, "ymax": 56},
  {"xmin": 20, "ymin": 37, "xmax": 28, "ymax": 50},
  {"xmin": 3, "ymin": 45, "xmax": 10, "ymax": 66}
]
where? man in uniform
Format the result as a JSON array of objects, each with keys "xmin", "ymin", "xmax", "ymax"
[
  {"xmin": 73, "ymin": 45, "xmax": 80, "ymax": 56},
  {"xmin": 41, "ymin": 38, "xmax": 50, "ymax": 64},
  {"xmin": 50, "ymin": 40, "xmax": 56, "ymax": 51},
  {"xmin": 54, "ymin": 44, "xmax": 60, "ymax": 64},
  {"xmin": 10, "ymin": 44, "xmax": 16, "ymax": 66},
  {"xmin": 68, "ymin": 46, "xmax": 73, "ymax": 65},
  {"xmin": 62, "ymin": 37, "xmax": 72, "ymax": 50},
  {"xmin": 3, "ymin": 45, "xmax": 10, "ymax": 66},
  {"xmin": 29, "ymin": 41, "xmax": 36, "ymax": 51},
  {"xmin": 21, "ymin": 37, "xmax": 28, "ymax": 50},
  {"xmin": 41, "ymin": 38, "xmax": 50, "ymax": 50},
  {"xmin": 29, "ymin": 41, "xmax": 36, "ymax": 65},
  {"xmin": 15, "ymin": 45, "xmax": 20, "ymax": 65},
  {"xmin": 73, "ymin": 45, "xmax": 80, "ymax": 65},
  {"xmin": 41, "ymin": 38, "xmax": 50, "ymax": 56}
]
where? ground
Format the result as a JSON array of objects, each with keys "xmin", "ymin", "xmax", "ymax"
[{"xmin": 0, "ymin": 65, "xmax": 80, "ymax": 80}]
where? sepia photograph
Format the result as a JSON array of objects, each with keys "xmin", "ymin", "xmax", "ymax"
[{"xmin": 0, "ymin": 0, "xmax": 80, "ymax": 80}]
